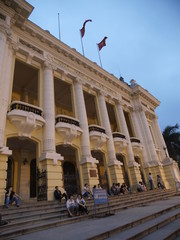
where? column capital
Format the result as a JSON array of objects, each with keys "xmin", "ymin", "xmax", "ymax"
[
  {"xmin": 132, "ymin": 106, "xmax": 143, "ymax": 112},
  {"xmin": 74, "ymin": 77, "xmax": 84, "ymax": 85},
  {"xmin": 43, "ymin": 61, "xmax": 56, "ymax": 71}
]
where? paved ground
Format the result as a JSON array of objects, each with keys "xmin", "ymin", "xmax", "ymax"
[{"xmin": 12, "ymin": 196, "xmax": 180, "ymax": 240}]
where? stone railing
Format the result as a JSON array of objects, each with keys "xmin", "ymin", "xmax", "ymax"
[
  {"xmin": 112, "ymin": 132, "xmax": 126, "ymax": 139},
  {"xmin": 55, "ymin": 115, "xmax": 80, "ymax": 127},
  {"xmin": 89, "ymin": 124, "xmax": 106, "ymax": 134},
  {"xmin": 10, "ymin": 101, "xmax": 43, "ymax": 116}
]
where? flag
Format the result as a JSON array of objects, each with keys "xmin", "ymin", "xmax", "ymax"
[
  {"xmin": 80, "ymin": 19, "xmax": 92, "ymax": 38},
  {"xmin": 97, "ymin": 37, "xmax": 108, "ymax": 51}
]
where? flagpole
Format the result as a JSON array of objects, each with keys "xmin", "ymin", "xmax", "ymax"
[
  {"xmin": 58, "ymin": 13, "xmax": 61, "ymax": 41},
  {"xmin": 80, "ymin": 30, "xmax": 85, "ymax": 56},
  {"xmin": 97, "ymin": 44, "xmax": 102, "ymax": 68}
]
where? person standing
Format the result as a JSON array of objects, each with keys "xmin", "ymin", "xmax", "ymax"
[
  {"xmin": 157, "ymin": 175, "xmax": 165, "ymax": 189},
  {"xmin": 148, "ymin": 173, "xmax": 153, "ymax": 190}
]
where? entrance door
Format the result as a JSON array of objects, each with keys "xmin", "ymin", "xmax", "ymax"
[
  {"xmin": 91, "ymin": 150, "xmax": 108, "ymax": 189},
  {"xmin": 63, "ymin": 162, "xmax": 77, "ymax": 195},
  {"xmin": 6, "ymin": 158, "xmax": 14, "ymax": 189},
  {"xmin": 116, "ymin": 154, "xmax": 130, "ymax": 187},
  {"xmin": 30, "ymin": 159, "xmax": 36, "ymax": 198}
]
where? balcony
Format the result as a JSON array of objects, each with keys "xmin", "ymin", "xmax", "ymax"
[
  {"xmin": 89, "ymin": 124, "xmax": 109, "ymax": 150},
  {"xmin": 113, "ymin": 132, "xmax": 128, "ymax": 154},
  {"xmin": 7, "ymin": 101, "xmax": 45, "ymax": 138},
  {"xmin": 130, "ymin": 137, "xmax": 143, "ymax": 156},
  {"xmin": 55, "ymin": 115, "xmax": 83, "ymax": 145}
]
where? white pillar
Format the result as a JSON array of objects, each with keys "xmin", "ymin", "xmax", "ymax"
[
  {"xmin": 97, "ymin": 92, "xmax": 119, "ymax": 166},
  {"xmin": 133, "ymin": 107, "xmax": 159, "ymax": 165},
  {"xmin": 40, "ymin": 62, "xmax": 63, "ymax": 164},
  {"xmin": 131, "ymin": 109, "xmax": 149, "ymax": 166},
  {"xmin": 74, "ymin": 79, "xmax": 97, "ymax": 165},
  {"xmin": 116, "ymin": 101, "xmax": 136, "ymax": 166},
  {"xmin": 0, "ymin": 33, "xmax": 14, "ymax": 154},
  {"xmin": 152, "ymin": 116, "xmax": 169, "ymax": 159}
]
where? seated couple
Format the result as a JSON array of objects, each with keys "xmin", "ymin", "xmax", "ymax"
[{"xmin": 66, "ymin": 194, "xmax": 89, "ymax": 217}]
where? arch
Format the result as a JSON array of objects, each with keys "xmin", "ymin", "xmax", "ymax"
[
  {"xmin": 56, "ymin": 144, "xmax": 80, "ymax": 195},
  {"xmin": 6, "ymin": 136, "xmax": 37, "ymax": 199},
  {"xmin": 135, "ymin": 156, "xmax": 145, "ymax": 184},
  {"xmin": 91, "ymin": 150, "xmax": 109, "ymax": 190},
  {"xmin": 116, "ymin": 154, "xmax": 130, "ymax": 187},
  {"xmin": 30, "ymin": 159, "xmax": 36, "ymax": 198},
  {"xmin": 63, "ymin": 161, "xmax": 77, "ymax": 195}
]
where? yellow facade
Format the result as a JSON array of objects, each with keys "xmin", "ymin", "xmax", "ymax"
[{"xmin": 0, "ymin": 0, "xmax": 179, "ymax": 205}]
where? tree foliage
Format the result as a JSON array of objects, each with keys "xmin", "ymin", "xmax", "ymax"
[{"xmin": 163, "ymin": 124, "xmax": 180, "ymax": 168}]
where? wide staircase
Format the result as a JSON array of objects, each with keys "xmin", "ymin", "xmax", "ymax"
[{"xmin": 0, "ymin": 189, "xmax": 178, "ymax": 240}]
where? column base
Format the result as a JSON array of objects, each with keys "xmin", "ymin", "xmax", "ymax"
[
  {"xmin": 0, "ymin": 149, "xmax": 11, "ymax": 205},
  {"xmin": 81, "ymin": 161, "xmax": 99, "ymax": 190},
  {"xmin": 162, "ymin": 158, "xmax": 180, "ymax": 189},
  {"xmin": 39, "ymin": 152, "xmax": 64, "ymax": 201},
  {"xmin": 128, "ymin": 165, "xmax": 142, "ymax": 192},
  {"xmin": 108, "ymin": 163, "xmax": 124, "ymax": 186}
]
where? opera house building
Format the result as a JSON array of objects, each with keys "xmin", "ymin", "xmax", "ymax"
[{"xmin": 0, "ymin": 0, "xmax": 179, "ymax": 204}]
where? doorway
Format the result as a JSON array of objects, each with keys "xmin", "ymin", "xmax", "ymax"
[{"xmin": 30, "ymin": 159, "xmax": 36, "ymax": 198}]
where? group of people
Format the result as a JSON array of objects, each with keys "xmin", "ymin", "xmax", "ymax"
[
  {"xmin": 111, "ymin": 182, "xmax": 129, "ymax": 195},
  {"xmin": 138, "ymin": 173, "xmax": 165, "ymax": 192},
  {"xmin": 4, "ymin": 173, "xmax": 165, "ymax": 215},
  {"xmin": 54, "ymin": 186, "xmax": 89, "ymax": 217}
]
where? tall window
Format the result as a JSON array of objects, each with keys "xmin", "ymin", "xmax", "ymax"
[{"xmin": 123, "ymin": 111, "xmax": 134, "ymax": 137}]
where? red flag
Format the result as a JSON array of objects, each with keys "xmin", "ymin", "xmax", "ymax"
[
  {"xmin": 97, "ymin": 37, "xmax": 108, "ymax": 51},
  {"xmin": 80, "ymin": 19, "xmax": 92, "ymax": 38}
]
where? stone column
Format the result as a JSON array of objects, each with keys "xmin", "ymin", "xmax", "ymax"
[
  {"xmin": 74, "ymin": 79, "xmax": 99, "ymax": 188},
  {"xmin": 131, "ymin": 107, "xmax": 161, "ymax": 188},
  {"xmin": 97, "ymin": 92, "xmax": 124, "ymax": 184},
  {"xmin": 116, "ymin": 101, "xmax": 142, "ymax": 189},
  {"xmin": 0, "ymin": 28, "xmax": 13, "ymax": 204},
  {"xmin": 131, "ymin": 109, "xmax": 149, "ymax": 166},
  {"xmin": 40, "ymin": 62, "xmax": 63, "ymax": 200},
  {"xmin": 0, "ymin": 31, "xmax": 13, "ymax": 149},
  {"xmin": 116, "ymin": 101, "xmax": 135, "ymax": 165},
  {"xmin": 138, "ymin": 108, "xmax": 159, "ymax": 165},
  {"xmin": 152, "ymin": 116, "xmax": 169, "ymax": 159}
]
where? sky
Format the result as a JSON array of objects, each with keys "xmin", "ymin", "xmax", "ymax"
[{"xmin": 27, "ymin": 0, "xmax": 180, "ymax": 131}]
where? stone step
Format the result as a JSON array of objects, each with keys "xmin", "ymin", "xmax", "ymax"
[
  {"xmin": 142, "ymin": 218, "xmax": 180, "ymax": 240},
  {"xmin": 1, "ymin": 191, "xmax": 175, "ymax": 225},
  {"xmin": 1, "ymin": 189, "xmax": 175, "ymax": 217},
  {"xmin": 0, "ymin": 190, "xmax": 176, "ymax": 240},
  {"xmin": 95, "ymin": 209, "xmax": 180, "ymax": 240},
  {"xmin": 1, "ymin": 189, "xmax": 174, "ymax": 212},
  {"xmin": 1, "ymin": 191, "xmax": 176, "ymax": 223},
  {"xmin": 0, "ymin": 194, "xmax": 177, "ymax": 239}
]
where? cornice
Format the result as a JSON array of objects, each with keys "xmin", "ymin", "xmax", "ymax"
[{"xmin": 131, "ymin": 84, "xmax": 160, "ymax": 108}]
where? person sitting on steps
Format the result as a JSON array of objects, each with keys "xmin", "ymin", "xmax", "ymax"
[
  {"xmin": 54, "ymin": 186, "xmax": 67, "ymax": 202},
  {"xmin": 76, "ymin": 194, "xmax": 89, "ymax": 215},
  {"xmin": 5, "ymin": 186, "xmax": 20, "ymax": 208},
  {"xmin": 82, "ymin": 184, "xmax": 91, "ymax": 199},
  {"xmin": 66, "ymin": 194, "xmax": 77, "ymax": 217}
]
